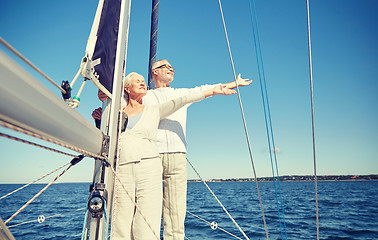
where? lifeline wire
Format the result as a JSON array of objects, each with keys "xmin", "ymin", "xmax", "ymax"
[
  {"xmin": 306, "ymin": 0, "xmax": 319, "ymax": 239},
  {"xmin": 4, "ymin": 157, "xmax": 82, "ymax": 224},
  {"xmin": 248, "ymin": 0, "xmax": 287, "ymax": 239},
  {"xmin": 0, "ymin": 161, "xmax": 70, "ymax": 201},
  {"xmin": 0, "ymin": 36, "xmax": 66, "ymax": 94},
  {"xmin": 217, "ymin": 0, "xmax": 269, "ymax": 239},
  {"xmin": 7, "ymin": 207, "xmax": 86, "ymax": 228},
  {"xmin": 187, "ymin": 158, "xmax": 249, "ymax": 240},
  {"xmin": 186, "ymin": 211, "xmax": 244, "ymax": 240}
]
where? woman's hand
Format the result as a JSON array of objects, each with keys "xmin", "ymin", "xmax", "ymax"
[
  {"xmin": 204, "ymin": 85, "xmax": 236, "ymax": 97},
  {"xmin": 213, "ymin": 85, "xmax": 237, "ymax": 95},
  {"xmin": 92, "ymin": 107, "xmax": 102, "ymax": 120}
]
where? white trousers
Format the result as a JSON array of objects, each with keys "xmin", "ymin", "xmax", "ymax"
[
  {"xmin": 160, "ymin": 153, "xmax": 187, "ymax": 240},
  {"xmin": 112, "ymin": 158, "xmax": 162, "ymax": 240}
]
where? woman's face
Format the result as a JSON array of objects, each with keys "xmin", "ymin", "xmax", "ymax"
[{"xmin": 125, "ymin": 74, "xmax": 147, "ymax": 99}]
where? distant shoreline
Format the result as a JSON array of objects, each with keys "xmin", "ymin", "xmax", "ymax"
[
  {"xmin": 1, "ymin": 175, "xmax": 377, "ymax": 185},
  {"xmin": 188, "ymin": 174, "xmax": 378, "ymax": 182}
]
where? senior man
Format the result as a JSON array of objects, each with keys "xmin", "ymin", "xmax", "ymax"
[{"xmin": 144, "ymin": 59, "xmax": 251, "ymax": 240}]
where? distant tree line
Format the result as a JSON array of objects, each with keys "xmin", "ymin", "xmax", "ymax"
[{"xmin": 188, "ymin": 174, "xmax": 378, "ymax": 182}]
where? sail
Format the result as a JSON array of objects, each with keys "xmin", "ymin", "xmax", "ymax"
[{"xmin": 82, "ymin": 0, "xmax": 122, "ymax": 96}]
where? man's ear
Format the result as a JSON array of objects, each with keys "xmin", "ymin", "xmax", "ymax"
[{"xmin": 151, "ymin": 68, "xmax": 158, "ymax": 76}]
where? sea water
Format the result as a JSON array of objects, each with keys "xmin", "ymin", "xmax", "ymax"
[{"xmin": 0, "ymin": 181, "xmax": 377, "ymax": 239}]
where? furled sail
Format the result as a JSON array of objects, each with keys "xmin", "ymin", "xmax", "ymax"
[{"xmin": 82, "ymin": 0, "xmax": 122, "ymax": 97}]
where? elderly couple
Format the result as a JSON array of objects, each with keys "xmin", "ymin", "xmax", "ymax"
[{"xmin": 92, "ymin": 59, "xmax": 252, "ymax": 239}]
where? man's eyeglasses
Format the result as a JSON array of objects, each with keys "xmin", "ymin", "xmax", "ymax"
[{"xmin": 154, "ymin": 64, "xmax": 175, "ymax": 72}]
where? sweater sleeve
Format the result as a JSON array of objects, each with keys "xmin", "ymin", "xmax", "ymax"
[{"xmin": 158, "ymin": 91, "xmax": 205, "ymax": 120}]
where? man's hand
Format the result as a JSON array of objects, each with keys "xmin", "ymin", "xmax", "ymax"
[
  {"xmin": 98, "ymin": 89, "xmax": 109, "ymax": 101},
  {"xmin": 236, "ymin": 73, "xmax": 252, "ymax": 87},
  {"xmin": 92, "ymin": 107, "xmax": 102, "ymax": 120},
  {"xmin": 222, "ymin": 73, "xmax": 252, "ymax": 90}
]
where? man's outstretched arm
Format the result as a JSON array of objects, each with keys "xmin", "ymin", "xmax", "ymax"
[{"xmin": 222, "ymin": 73, "xmax": 252, "ymax": 89}]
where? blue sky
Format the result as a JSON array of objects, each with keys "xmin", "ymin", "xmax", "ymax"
[{"xmin": 0, "ymin": 0, "xmax": 377, "ymax": 183}]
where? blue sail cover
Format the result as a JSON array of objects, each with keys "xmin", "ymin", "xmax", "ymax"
[{"xmin": 92, "ymin": 0, "xmax": 122, "ymax": 93}]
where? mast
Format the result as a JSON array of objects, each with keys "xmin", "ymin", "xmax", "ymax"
[
  {"xmin": 147, "ymin": 0, "xmax": 159, "ymax": 89},
  {"xmin": 84, "ymin": 0, "xmax": 132, "ymax": 239}
]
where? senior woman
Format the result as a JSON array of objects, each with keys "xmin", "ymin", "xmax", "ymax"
[{"xmin": 112, "ymin": 72, "xmax": 236, "ymax": 239}]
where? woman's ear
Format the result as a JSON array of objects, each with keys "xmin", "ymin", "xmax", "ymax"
[{"xmin": 124, "ymin": 86, "xmax": 130, "ymax": 94}]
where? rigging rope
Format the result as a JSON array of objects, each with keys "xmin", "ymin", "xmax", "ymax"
[
  {"xmin": 0, "ymin": 36, "xmax": 66, "ymax": 94},
  {"xmin": 217, "ymin": 0, "xmax": 269, "ymax": 238},
  {"xmin": 186, "ymin": 211, "xmax": 244, "ymax": 240},
  {"xmin": 4, "ymin": 155, "xmax": 84, "ymax": 225},
  {"xmin": 305, "ymin": 0, "xmax": 319, "ymax": 239},
  {"xmin": 107, "ymin": 163, "xmax": 160, "ymax": 240},
  {"xmin": 247, "ymin": 0, "xmax": 287, "ymax": 239},
  {"xmin": 0, "ymin": 161, "xmax": 70, "ymax": 201},
  {"xmin": 187, "ymin": 158, "xmax": 249, "ymax": 240},
  {"xmin": 81, "ymin": 209, "xmax": 89, "ymax": 240},
  {"xmin": 6, "ymin": 207, "xmax": 86, "ymax": 228},
  {"xmin": 0, "ymin": 132, "xmax": 77, "ymax": 158},
  {"xmin": 0, "ymin": 120, "xmax": 105, "ymax": 160}
]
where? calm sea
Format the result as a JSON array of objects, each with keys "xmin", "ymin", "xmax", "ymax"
[{"xmin": 1, "ymin": 181, "xmax": 377, "ymax": 239}]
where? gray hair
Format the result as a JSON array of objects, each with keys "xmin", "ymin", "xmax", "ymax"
[
  {"xmin": 123, "ymin": 72, "xmax": 141, "ymax": 103},
  {"xmin": 151, "ymin": 59, "xmax": 167, "ymax": 70}
]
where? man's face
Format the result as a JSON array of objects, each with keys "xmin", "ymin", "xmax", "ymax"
[{"xmin": 154, "ymin": 60, "xmax": 175, "ymax": 85}]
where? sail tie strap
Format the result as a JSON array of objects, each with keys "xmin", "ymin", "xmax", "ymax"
[
  {"xmin": 217, "ymin": 0, "xmax": 269, "ymax": 239},
  {"xmin": 187, "ymin": 158, "xmax": 249, "ymax": 240},
  {"xmin": 4, "ymin": 155, "xmax": 84, "ymax": 225}
]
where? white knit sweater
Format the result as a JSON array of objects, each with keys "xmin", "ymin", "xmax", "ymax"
[
  {"xmin": 142, "ymin": 84, "xmax": 216, "ymax": 154},
  {"xmin": 118, "ymin": 91, "xmax": 205, "ymax": 164}
]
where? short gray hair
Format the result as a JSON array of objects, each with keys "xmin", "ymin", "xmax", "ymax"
[{"xmin": 151, "ymin": 59, "xmax": 167, "ymax": 70}]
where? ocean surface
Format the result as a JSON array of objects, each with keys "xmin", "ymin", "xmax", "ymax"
[{"xmin": 1, "ymin": 181, "xmax": 377, "ymax": 239}]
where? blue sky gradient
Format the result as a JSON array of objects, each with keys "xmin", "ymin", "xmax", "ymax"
[{"xmin": 0, "ymin": 0, "xmax": 377, "ymax": 183}]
